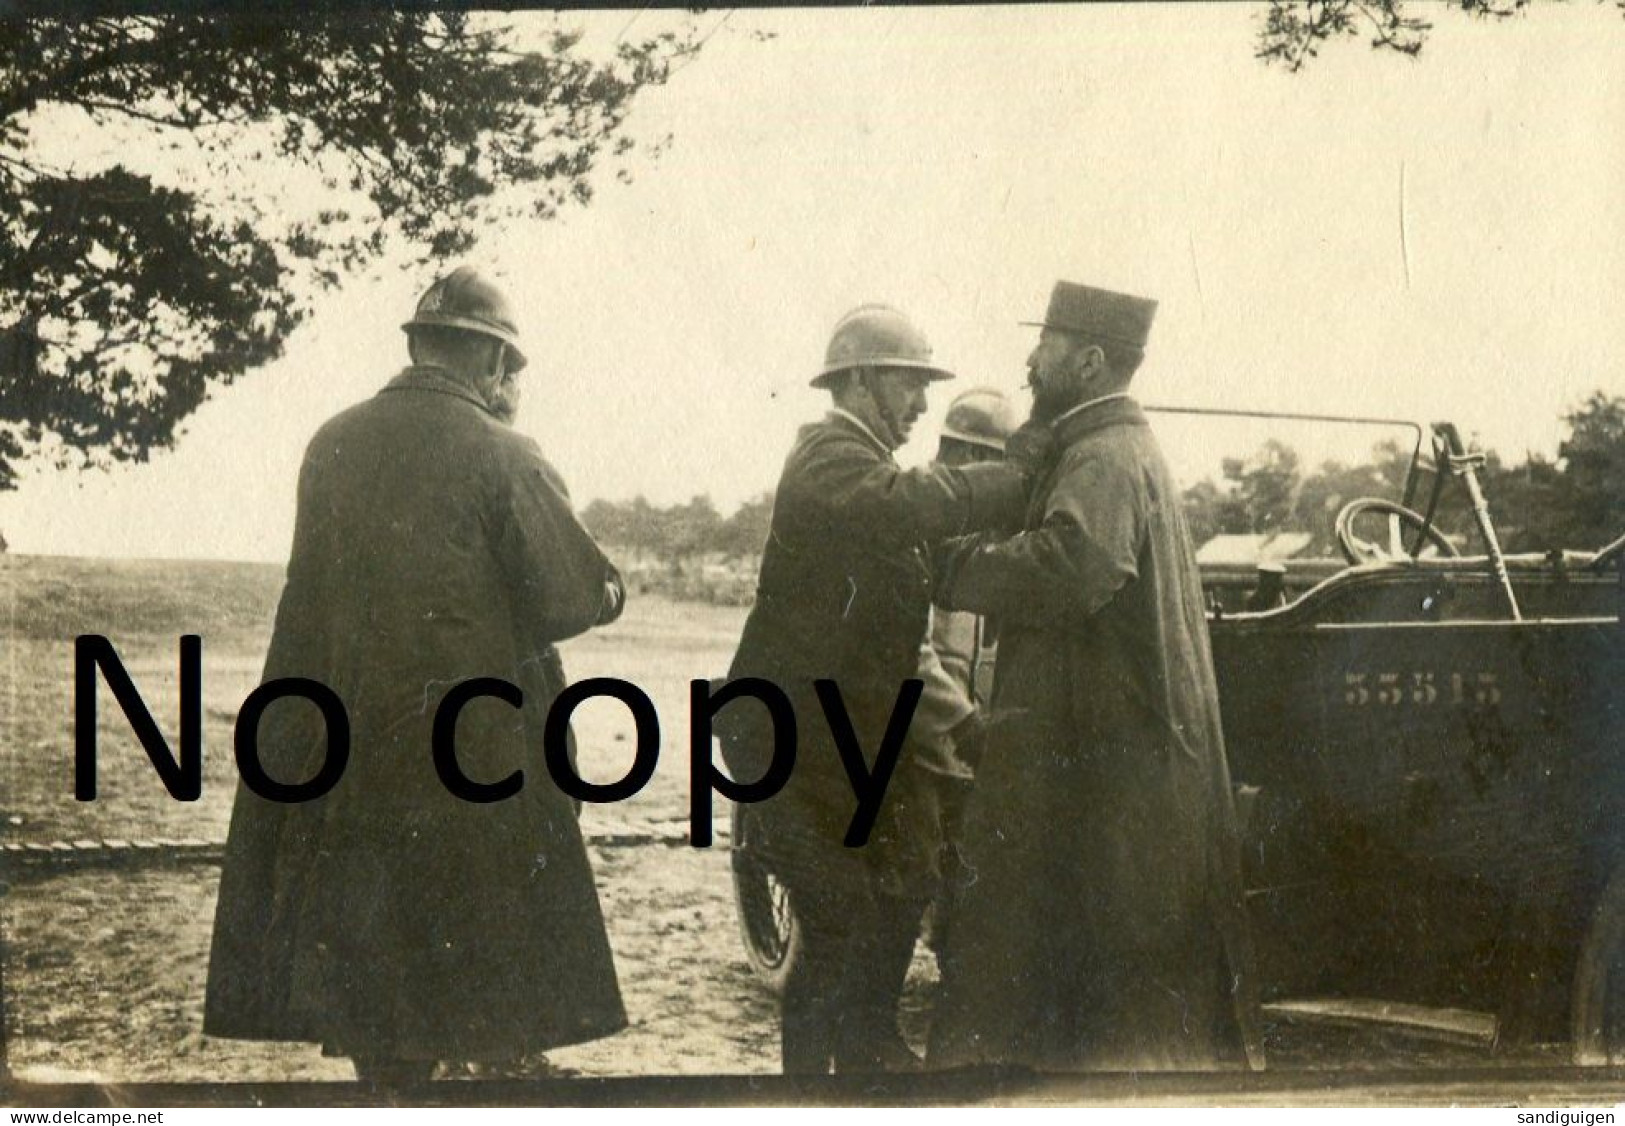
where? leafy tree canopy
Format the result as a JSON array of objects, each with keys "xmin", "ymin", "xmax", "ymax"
[
  {"xmin": 1257, "ymin": 0, "xmax": 1625, "ymax": 71},
  {"xmin": 0, "ymin": 13, "xmax": 704, "ymax": 488}
]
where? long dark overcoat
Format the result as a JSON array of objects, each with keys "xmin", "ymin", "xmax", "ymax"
[
  {"xmin": 724, "ymin": 412, "xmax": 1026, "ymax": 892},
  {"xmin": 928, "ymin": 396, "xmax": 1264, "ymax": 1072},
  {"xmin": 204, "ymin": 367, "xmax": 627, "ymax": 1063}
]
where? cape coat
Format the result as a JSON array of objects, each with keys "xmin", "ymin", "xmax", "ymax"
[
  {"xmin": 203, "ymin": 367, "xmax": 627, "ymax": 1063},
  {"xmin": 928, "ymin": 396, "xmax": 1265, "ymax": 1072}
]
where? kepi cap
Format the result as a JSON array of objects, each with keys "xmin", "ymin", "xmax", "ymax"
[{"xmin": 1022, "ymin": 281, "xmax": 1157, "ymax": 348}]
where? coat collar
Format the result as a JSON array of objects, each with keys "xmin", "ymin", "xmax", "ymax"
[
  {"xmin": 1052, "ymin": 394, "xmax": 1148, "ymax": 449},
  {"xmin": 380, "ymin": 365, "xmax": 494, "ymax": 414},
  {"xmin": 825, "ymin": 409, "xmax": 895, "ymax": 458}
]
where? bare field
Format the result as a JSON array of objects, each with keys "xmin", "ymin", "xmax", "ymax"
[
  {"xmin": 1, "ymin": 553, "xmax": 786, "ymax": 1082},
  {"xmin": 0, "ymin": 553, "xmax": 1570, "ymax": 1090},
  {"xmin": 0, "ymin": 553, "xmax": 744, "ymax": 847}
]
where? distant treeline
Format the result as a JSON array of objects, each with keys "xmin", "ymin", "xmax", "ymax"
[
  {"xmin": 579, "ymin": 393, "xmax": 1625, "ymax": 600},
  {"xmin": 581, "ymin": 493, "xmax": 773, "ymax": 562},
  {"xmin": 581, "ymin": 494, "xmax": 772, "ymax": 605},
  {"xmin": 1183, "ymin": 392, "xmax": 1625, "ymax": 557}
]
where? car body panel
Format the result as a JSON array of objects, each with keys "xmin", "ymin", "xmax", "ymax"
[{"xmin": 1209, "ymin": 556, "xmax": 1624, "ymax": 1030}]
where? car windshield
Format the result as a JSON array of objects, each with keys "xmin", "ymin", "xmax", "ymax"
[{"xmin": 1145, "ymin": 407, "xmax": 1424, "ymax": 566}]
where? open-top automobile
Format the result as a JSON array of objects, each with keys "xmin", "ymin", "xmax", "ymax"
[{"xmin": 731, "ymin": 410, "xmax": 1625, "ymax": 1064}]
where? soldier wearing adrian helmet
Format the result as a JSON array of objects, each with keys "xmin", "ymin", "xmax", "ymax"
[
  {"xmin": 205, "ymin": 267, "xmax": 627, "ymax": 1082},
  {"xmin": 913, "ymin": 387, "xmax": 1023, "ymax": 762},
  {"xmin": 928, "ymin": 282, "xmax": 1264, "ymax": 1072},
  {"xmin": 724, "ymin": 305, "xmax": 1054, "ymax": 1074},
  {"xmin": 904, "ymin": 388, "xmax": 1020, "ymax": 958}
]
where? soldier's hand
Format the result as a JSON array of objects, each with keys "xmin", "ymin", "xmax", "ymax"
[
  {"xmin": 949, "ymin": 709, "xmax": 990, "ymax": 771},
  {"xmin": 1002, "ymin": 419, "xmax": 1057, "ymax": 481},
  {"xmin": 598, "ymin": 569, "xmax": 627, "ymax": 625}
]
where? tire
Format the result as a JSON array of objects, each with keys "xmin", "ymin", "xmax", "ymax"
[
  {"xmin": 730, "ymin": 803, "xmax": 801, "ymax": 995},
  {"xmin": 1572, "ymin": 865, "xmax": 1625, "ymax": 1064}
]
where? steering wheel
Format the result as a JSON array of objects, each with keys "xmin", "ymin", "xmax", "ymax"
[{"xmin": 1334, "ymin": 498, "xmax": 1461, "ymax": 565}]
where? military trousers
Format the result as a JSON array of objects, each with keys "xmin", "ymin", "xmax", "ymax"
[{"xmin": 743, "ymin": 761, "xmax": 942, "ymax": 1073}]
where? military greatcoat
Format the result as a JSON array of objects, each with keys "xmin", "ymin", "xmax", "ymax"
[
  {"xmin": 204, "ymin": 366, "xmax": 627, "ymax": 1063},
  {"xmin": 724, "ymin": 412, "xmax": 1026, "ymax": 892},
  {"xmin": 928, "ymin": 396, "xmax": 1264, "ymax": 1072}
]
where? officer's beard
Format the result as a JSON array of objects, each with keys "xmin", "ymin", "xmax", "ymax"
[
  {"xmin": 491, "ymin": 380, "xmax": 520, "ymax": 425},
  {"xmin": 1028, "ymin": 363, "xmax": 1088, "ymax": 424},
  {"xmin": 477, "ymin": 346, "xmax": 516, "ymax": 421}
]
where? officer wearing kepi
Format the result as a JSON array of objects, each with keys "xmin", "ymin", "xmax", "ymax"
[
  {"xmin": 927, "ymin": 281, "xmax": 1264, "ymax": 1072},
  {"xmin": 205, "ymin": 267, "xmax": 627, "ymax": 1082},
  {"xmin": 723, "ymin": 306, "xmax": 1054, "ymax": 1074}
]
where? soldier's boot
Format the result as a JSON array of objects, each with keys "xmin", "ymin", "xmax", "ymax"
[
  {"xmin": 834, "ymin": 1031, "xmax": 923, "ymax": 1075},
  {"xmin": 833, "ymin": 898, "xmax": 927, "ymax": 1074},
  {"xmin": 781, "ymin": 967, "xmax": 839, "ymax": 1074},
  {"xmin": 781, "ymin": 924, "xmax": 845, "ymax": 1074},
  {"xmin": 352, "ymin": 1056, "xmax": 436, "ymax": 1086}
]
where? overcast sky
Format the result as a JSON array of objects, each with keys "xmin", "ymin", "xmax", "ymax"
[{"xmin": 4, "ymin": 4, "xmax": 1622, "ymax": 562}]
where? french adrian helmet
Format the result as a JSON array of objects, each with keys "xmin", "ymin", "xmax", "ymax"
[
  {"xmin": 402, "ymin": 266, "xmax": 529, "ymax": 373},
  {"xmin": 942, "ymin": 387, "xmax": 1019, "ymax": 452},
  {"xmin": 810, "ymin": 304, "xmax": 955, "ymax": 389}
]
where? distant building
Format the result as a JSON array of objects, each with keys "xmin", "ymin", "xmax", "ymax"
[{"xmin": 1195, "ymin": 531, "xmax": 1315, "ymax": 567}]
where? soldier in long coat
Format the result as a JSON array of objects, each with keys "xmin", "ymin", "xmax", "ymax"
[
  {"xmin": 724, "ymin": 305, "xmax": 1051, "ymax": 1074},
  {"xmin": 927, "ymin": 282, "xmax": 1264, "ymax": 1073},
  {"xmin": 204, "ymin": 268, "xmax": 627, "ymax": 1080}
]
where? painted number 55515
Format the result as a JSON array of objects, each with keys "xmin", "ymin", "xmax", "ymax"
[{"xmin": 1342, "ymin": 670, "xmax": 1501, "ymax": 707}]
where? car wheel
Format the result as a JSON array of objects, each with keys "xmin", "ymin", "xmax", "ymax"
[
  {"xmin": 730, "ymin": 803, "xmax": 801, "ymax": 994},
  {"xmin": 1572, "ymin": 865, "xmax": 1625, "ymax": 1064}
]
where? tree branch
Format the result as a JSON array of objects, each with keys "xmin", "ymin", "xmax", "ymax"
[
  {"xmin": 0, "ymin": 150, "xmax": 44, "ymax": 181},
  {"xmin": 0, "ymin": 26, "xmax": 166, "ymax": 122},
  {"xmin": 73, "ymin": 97, "xmax": 197, "ymax": 130}
]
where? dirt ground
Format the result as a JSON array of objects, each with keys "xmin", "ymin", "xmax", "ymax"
[
  {"xmin": 0, "ymin": 554, "xmax": 1579, "ymax": 1090},
  {"xmin": 3, "ymin": 846, "xmax": 787, "ymax": 1083}
]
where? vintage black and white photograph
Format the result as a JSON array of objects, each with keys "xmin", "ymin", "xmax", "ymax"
[{"xmin": 1, "ymin": 1, "xmax": 1623, "ymax": 1107}]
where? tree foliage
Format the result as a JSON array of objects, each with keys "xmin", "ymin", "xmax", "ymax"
[
  {"xmin": 1217, "ymin": 439, "xmax": 1304, "ymax": 535},
  {"xmin": 1552, "ymin": 392, "xmax": 1625, "ymax": 546},
  {"xmin": 1183, "ymin": 436, "xmax": 1413, "ymax": 555},
  {"xmin": 581, "ymin": 492, "xmax": 774, "ymax": 561},
  {"xmin": 1257, "ymin": 0, "xmax": 1624, "ymax": 71},
  {"xmin": 1181, "ymin": 394, "xmax": 1625, "ymax": 557},
  {"xmin": 0, "ymin": 13, "xmax": 703, "ymax": 488}
]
